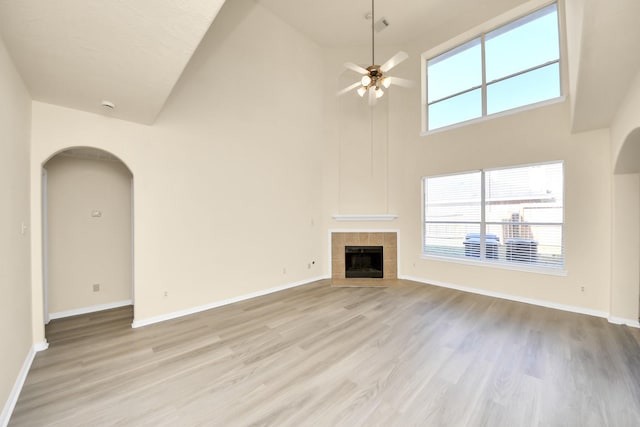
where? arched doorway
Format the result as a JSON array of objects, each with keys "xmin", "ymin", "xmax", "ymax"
[
  {"xmin": 611, "ymin": 128, "xmax": 640, "ymax": 324},
  {"xmin": 42, "ymin": 147, "xmax": 134, "ymax": 332}
]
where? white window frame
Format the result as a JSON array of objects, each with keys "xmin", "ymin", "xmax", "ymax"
[
  {"xmin": 421, "ymin": 0, "xmax": 565, "ymax": 135},
  {"xmin": 421, "ymin": 161, "xmax": 566, "ymax": 276}
]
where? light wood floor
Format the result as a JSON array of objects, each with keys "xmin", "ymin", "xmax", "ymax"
[{"xmin": 10, "ymin": 279, "xmax": 640, "ymax": 426}]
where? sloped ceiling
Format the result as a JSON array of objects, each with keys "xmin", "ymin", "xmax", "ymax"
[
  {"xmin": 259, "ymin": 0, "xmax": 640, "ymax": 134},
  {"xmin": 256, "ymin": 0, "xmax": 528, "ymax": 47},
  {"xmin": 0, "ymin": 0, "xmax": 226, "ymax": 124},
  {"xmin": 0, "ymin": 0, "xmax": 637, "ymax": 131},
  {"xmin": 569, "ymin": 0, "xmax": 640, "ymax": 132}
]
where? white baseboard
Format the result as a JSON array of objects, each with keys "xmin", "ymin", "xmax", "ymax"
[
  {"xmin": 132, "ymin": 276, "xmax": 329, "ymax": 329},
  {"xmin": 608, "ymin": 316, "xmax": 640, "ymax": 328},
  {"xmin": 399, "ymin": 275, "xmax": 610, "ymax": 320},
  {"xmin": 49, "ymin": 300, "xmax": 132, "ymax": 320},
  {"xmin": 1, "ymin": 341, "xmax": 48, "ymax": 427}
]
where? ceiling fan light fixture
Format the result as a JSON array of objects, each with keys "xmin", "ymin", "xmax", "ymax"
[{"xmin": 338, "ymin": 0, "xmax": 410, "ymax": 104}]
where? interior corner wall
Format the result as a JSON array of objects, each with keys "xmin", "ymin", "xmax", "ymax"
[
  {"xmin": 30, "ymin": 0, "xmax": 325, "ymax": 330},
  {"xmin": 0, "ymin": 37, "xmax": 33, "ymax": 419},
  {"xmin": 45, "ymin": 155, "xmax": 132, "ymax": 315},
  {"xmin": 323, "ymin": 37, "xmax": 613, "ymax": 314}
]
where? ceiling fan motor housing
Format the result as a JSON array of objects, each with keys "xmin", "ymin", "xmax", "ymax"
[{"xmin": 365, "ymin": 65, "xmax": 382, "ymax": 88}]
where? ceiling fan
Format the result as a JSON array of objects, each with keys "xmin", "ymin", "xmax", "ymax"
[{"xmin": 338, "ymin": 0, "xmax": 412, "ymax": 106}]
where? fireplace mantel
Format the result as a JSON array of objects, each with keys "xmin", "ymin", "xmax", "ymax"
[{"xmin": 332, "ymin": 214, "xmax": 398, "ymax": 221}]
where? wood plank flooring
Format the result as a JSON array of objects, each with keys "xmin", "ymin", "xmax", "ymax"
[{"xmin": 9, "ymin": 279, "xmax": 640, "ymax": 426}]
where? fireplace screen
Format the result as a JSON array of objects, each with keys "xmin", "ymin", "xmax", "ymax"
[{"xmin": 345, "ymin": 246, "xmax": 383, "ymax": 278}]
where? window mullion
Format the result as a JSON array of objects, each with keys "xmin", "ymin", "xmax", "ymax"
[
  {"xmin": 481, "ymin": 34, "xmax": 487, "ymax": 117},
  {"xmin": 427, "ymin": 84, "xmax": 483, "ymax": 107},
  {"xmin": 480, "ymin": 170, "xmax": 486, "ymax": 260},
  {"xmin": 486, "ymin": 59, "xmax": 560, "ymax": 86}
]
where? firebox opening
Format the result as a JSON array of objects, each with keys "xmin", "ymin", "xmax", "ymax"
[{"xmin": 345, "ymin": 246, "xmax": 383, "ymax": 278}]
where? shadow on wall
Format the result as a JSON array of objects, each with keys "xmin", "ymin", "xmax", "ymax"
[{"xmin": 616, "ymin": 127, "xmax": 640, "ymax": 174}]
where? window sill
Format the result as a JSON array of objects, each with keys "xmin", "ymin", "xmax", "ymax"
[
  {"xmin": 420, "ymin": 253, "xmax": 567, "ymax": 277},
  {"xmin": 421, "ymin": 95, "xmax": 566, "ymax": 137}
]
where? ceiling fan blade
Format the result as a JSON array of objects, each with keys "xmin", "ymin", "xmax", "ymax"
[
  {"xmin": 344, "ymin": 62, "xmax": 369, "ymax": 75},
  {"xmin": 380, "ymin": 51, "xmax": 409, "ymax": 73},
  {"xmin": 368, "ymin": 87, "xmax": 377, "ymax": 106},
  {"xmin": 386, "ymin": 76, "xmax": 414, "ymax": 88},
  {"xmin": 337, "ymin": 81, "xmax": 362, "ymax": 96}
]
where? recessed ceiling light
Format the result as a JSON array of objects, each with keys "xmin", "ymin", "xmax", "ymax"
[{"xmin": 101, "ymin": 100, "xmax": 115, "ymax": 110}]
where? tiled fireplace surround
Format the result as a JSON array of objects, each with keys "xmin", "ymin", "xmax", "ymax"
[{"xmin": 331, "ymin": 232, "xmax": 398, "ymax": 281}]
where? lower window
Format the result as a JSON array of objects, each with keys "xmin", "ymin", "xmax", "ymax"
[{"xmin": 423, "ymin": 162, "xmax": 564, "ymax": 270}]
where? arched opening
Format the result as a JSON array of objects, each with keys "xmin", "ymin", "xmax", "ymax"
[
  {"xmin": 42, "ymin": 147, "xmax": 134, "ymax": 338},
  {"xmin": 615, "ymin": 127, "xmax": 640, "ymax": 175},
  {"xmin": 611, "ymin": 128, "xmax": 640, "ymax": 324}
]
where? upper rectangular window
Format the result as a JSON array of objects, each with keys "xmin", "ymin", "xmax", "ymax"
[
  {"xmin": 423, "ymin": 162, "xmax": 564, "ymax": 272},
  {"xmin": 425, "ymin": 3, "xmax": 561, "ymax": 131}
]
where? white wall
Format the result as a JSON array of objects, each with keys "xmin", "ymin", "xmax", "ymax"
[
  {"xmin": 0, "ymin": 36, "xmax": 33, "ymax": 420},
  {"xmin": 611, "ymin": 174, "xmax": 640, "ymax": 322},
  {"xmin": 29, "ymin": 0, "xmax": 326, "ymax": 338},
  {"xmin": 609, "ymin": 70, "xmax": 640, "ymax": 322},
  {"xmin": 322, "ymin": 2, "xmax": 613, "ymax": 315},
  {"xmin": 397, "ymin": 100, "xmax": 612, "ymax": 313},
  {"xmin": 611, "ymin": 71, "xmax": 640, "ymax": 174},
  {"xmin": 45, "ymin": 155, "xmax": 132, "ymax": 315},
  {"xmin": 22, "ymin": 0, "xmax": 636, "ymax": 346}
]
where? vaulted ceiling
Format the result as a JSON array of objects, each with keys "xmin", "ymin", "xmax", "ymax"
[
  {"xmin": 568, "ymin": 0, "xmax": 640, "ymax": 132},
  {"xmin": 0, "ymin": 0, "xmax": 638, "ymax": 132},
  {"xmin": 255, "ymin": 0, "xmax": 528, "ymax": 47},
  {"xmin": 0, "ymin": 0, "xmax": 225, "ymax": 124}
]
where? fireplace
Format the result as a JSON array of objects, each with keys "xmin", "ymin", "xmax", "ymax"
[
  {"xmin": 331, "ymin": 232, "xmax": 397, "ymax": 283},
  {"xmin": 345, "ymin": 246, "xmax": 384, "ymax": 278}
]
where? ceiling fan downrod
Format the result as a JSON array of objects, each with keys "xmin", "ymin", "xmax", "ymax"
[{"xmin": 338, "ymin": 0, "xmax": 411, "ymax": 106}]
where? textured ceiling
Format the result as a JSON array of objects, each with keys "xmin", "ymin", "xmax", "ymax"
[
  {"xmin": 257, "ymin": 0, "xmax": 640, "ymax": 134},
  {"xmin": 0, "ymin": 0, "xmax": 226, "ymax": 124},
  {"xmin": 256, "ymin": 0, "xmax": 529, "ymax": 47},
  {"xmin": 0, "ymin": 0, "xmax": 637, "ymax": 132}
]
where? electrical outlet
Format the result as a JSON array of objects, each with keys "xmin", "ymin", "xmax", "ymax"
[
  {"xmin": 580, "ymin": 286, "xmax": 586, "ymax": 293},
  {"xmin": 307, "ymin": 263, "xmax": 311, "ymax": 269},
  {"xmin": 164, "ymin": 291, "xmax": 169, "ymax": 297},
  {"xmin": 93, "ymin": 283, "xmax": 100, "ymax": 292},
  {"xmin": 282, "ymin": 267, "xmax": 287, "ymax": 275}
]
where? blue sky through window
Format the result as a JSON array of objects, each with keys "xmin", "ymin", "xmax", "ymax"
[
  {"xmin": 428, "ymin": 39, "xmax": 481, "ymax": 103},
  {"xmin": 487, "ymin": 63, "xmax": 560, "ymax": 114},
  {"xmin": 485, "ymin": 5, "xmax": 559, "ymax": 82},
  {"xmin": 426, "ymin": 3, "xmax": 560, "ymax": 130},
  {"xmin": 429, "ymin": 89, "xmax": 481, "ymax": 130}
]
